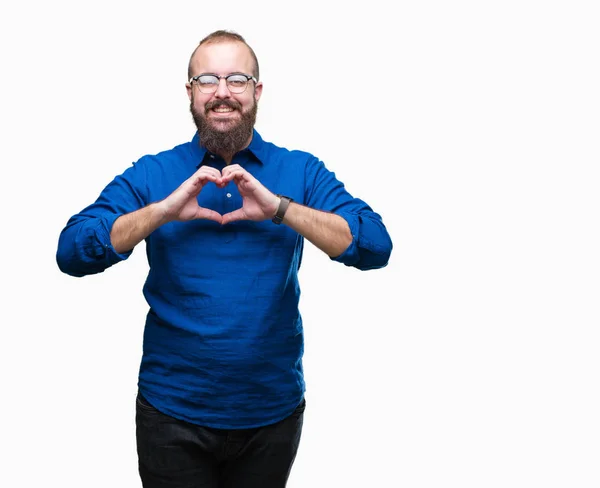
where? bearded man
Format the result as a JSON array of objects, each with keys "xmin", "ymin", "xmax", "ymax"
[{"xmin": 57, "ymin": 30, "xmax": 393, "ymax": 488}]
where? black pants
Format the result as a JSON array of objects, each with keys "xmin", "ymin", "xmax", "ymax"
[{"xmin": 136, "ymin": 392, "xmax": 305, "ymax": 488}]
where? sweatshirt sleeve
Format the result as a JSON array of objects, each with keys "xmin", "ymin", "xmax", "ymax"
[
  {"xmin": 56, "ymin": 159, "xmax": 149, "ymax": 277},
  {"xmin": 304, "ymin": 156, "xmax": 393, "ymax": 270}
]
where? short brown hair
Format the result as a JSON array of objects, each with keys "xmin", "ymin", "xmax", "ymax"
[{"xmin": 187, "ymin": 30, "xmax": 260, "ymax": 81}]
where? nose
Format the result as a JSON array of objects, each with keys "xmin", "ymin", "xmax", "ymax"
[{"xmin": 214, "ymin": 77, "xmax": 231, "ymax": 99}]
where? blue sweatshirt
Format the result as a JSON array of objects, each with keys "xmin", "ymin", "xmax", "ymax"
[{"xmin": 56, "ymin": 130, "xmax": 393, "ymax": 428}]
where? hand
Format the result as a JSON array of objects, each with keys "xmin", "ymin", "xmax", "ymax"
[
  {"xmin": 218, "ymin": 165, "xmax": 280, "ymax": 225},
  {"xmin": 158, "ymin": 166, "xmax": 223, "ymax": 223}
]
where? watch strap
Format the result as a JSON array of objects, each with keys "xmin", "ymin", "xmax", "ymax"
[{"xmin": 272, "ymin": 195, "xmax": 293, "ymax": 224}]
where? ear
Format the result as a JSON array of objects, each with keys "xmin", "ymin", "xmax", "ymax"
[
  {"xmin": 186, "ymin": 82, "xmax": 193, "ymax": 101},
  {"xmin": 254, "ymin": 81, "xmax": 263, "ymax": 103}
]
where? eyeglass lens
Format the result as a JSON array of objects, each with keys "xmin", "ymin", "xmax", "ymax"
[{"xmin": 196, "ymin": 75, "xmax": 250, "ymax": 93}]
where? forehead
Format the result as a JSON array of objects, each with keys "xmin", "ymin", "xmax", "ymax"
[{"xmin": 190, "ymin": 41, "xmax": 254, "ymax": 75}]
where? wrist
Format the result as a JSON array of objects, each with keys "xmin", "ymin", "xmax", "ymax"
[
  {"xmin": 271, "ymin": 196, "xmax": 281, "ymax": 219},
  {"xmin": 272, "ymin": 195, "xmax": 293, "ymax": 225},
  {"xmin": 152, "ymin": 201, "xmax": 172, "ymax": 225}
]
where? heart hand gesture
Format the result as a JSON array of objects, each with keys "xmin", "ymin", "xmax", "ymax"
[
  {"xmin": 158, "ymin": 166, "xmax": 223, "ymax": 224},
  {"xmin": 218, "ymin": 165, "xmax": 280, "ymax": 225}
]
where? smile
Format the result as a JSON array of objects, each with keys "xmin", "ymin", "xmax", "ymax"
[{"xmin": 212, "ymin": 106, "xmax": 235, "ymax": 113}]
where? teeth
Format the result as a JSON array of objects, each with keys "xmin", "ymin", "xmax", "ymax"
[{"xmin": 213, "ymin": 107, "xmax": 233, "ymax": 113}]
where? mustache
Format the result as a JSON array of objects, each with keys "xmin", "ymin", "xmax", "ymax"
[{"xmin": 204, "ymin": 99, "xmax": 242, "ymax": 113}]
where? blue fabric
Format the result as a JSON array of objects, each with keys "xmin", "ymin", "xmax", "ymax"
[{"xmin": 56, "ymin": 130, "xmax": 393, "ymax": 428}]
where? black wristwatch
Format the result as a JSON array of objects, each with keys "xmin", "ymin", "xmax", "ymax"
[{"xmin": 272, "ymin": 195, "xmax": 293, "ymax": 225}]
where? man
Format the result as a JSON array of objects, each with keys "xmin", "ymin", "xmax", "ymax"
[{"xmin": 56, "ymin": 30, "xmax": 392, "ymax": 488}]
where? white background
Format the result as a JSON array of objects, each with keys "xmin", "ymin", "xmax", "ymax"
[{"xmin": 1, "ymin": 1, "xmax": 599, "ymax": 487}]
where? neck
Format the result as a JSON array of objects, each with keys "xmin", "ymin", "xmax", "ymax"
[{"xmin": 221, "ymin": 153, "xmax": 234, "ymax": 165}]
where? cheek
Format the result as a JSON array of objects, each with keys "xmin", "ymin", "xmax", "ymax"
[
  {"xmin": 195, "ymin": 99, "xmax": 205, "ymax": 112},
  {"xmin": 239, "ymin": 95, "xmax": 256, "ymax": 111},
  {"xmin": 191, "ymin": 93, "xmax": 209, "ymax": 112}
]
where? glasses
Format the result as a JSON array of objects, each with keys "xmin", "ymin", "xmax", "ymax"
[{"xmin": 189, "ymin": 73, "xmax": 257, "ymax": 94}]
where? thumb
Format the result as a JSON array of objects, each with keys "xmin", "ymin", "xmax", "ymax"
[
  {"xmin": 195, "ymin": 208, "xmax": 223, "ymax": 224},
  {"xmin": 221, "ymin": 208, "xmax": 247, "ymax": 225}
]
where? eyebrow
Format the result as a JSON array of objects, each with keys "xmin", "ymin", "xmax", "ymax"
[{"xmin": 197, "ymin": 72, "xmax": 249, "ymax": 77}]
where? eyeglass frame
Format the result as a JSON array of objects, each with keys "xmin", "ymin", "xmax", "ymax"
[{"xmin": 188, "ymin": 72, "xmax": 258, "ymax": 94}]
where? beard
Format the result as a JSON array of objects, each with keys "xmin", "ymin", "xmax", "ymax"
[{"xmin": 190, "ymin": 95, "xmax": 258, "ymax": 156}]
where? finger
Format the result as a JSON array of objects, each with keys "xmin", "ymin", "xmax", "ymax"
[
  {"xmin": 221, "ymin": 208, "xmax": 247, "ymax": 225},
  {"xmin": 198, "ymin": 166, "xmax": 222, "ymax": 179},
  {"xmin": 186, "ymin": 173, "xmax": 219, "ymax": 196},
  {"xmin": 186, "ymin": 171, "xmax": 218, "ymax": 186},
  {"xmin": 196, "ymin": 163, "xmax": 221, "ymax": 175},
  {"xmin": 187, "ymin": 168, "xmax": 220, "ymax": 190},
  {"xmin": 221, "ymin": 164, "xmax": 242, "ymax": 175},
  {"xmin": 181, "ymin": 176, "xmax": 204, "ymax": 198},
  {"xmin": 220, "ymin": 169, "xmax": 247, "ymax": 184},
  {"xmin": 215, "ymin": 177, "xmax": 230, "ymax": 188},
  {"xmin": 199, "ymin": 173, "xmax": 220, "ymax": 183},
  {"xmin": 232, "ymin": 171, "xmax": 258, "ymax": 192},
  {"xmin": 221, "ymin": 165, "xmax": 246, "ymax": 180}
]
